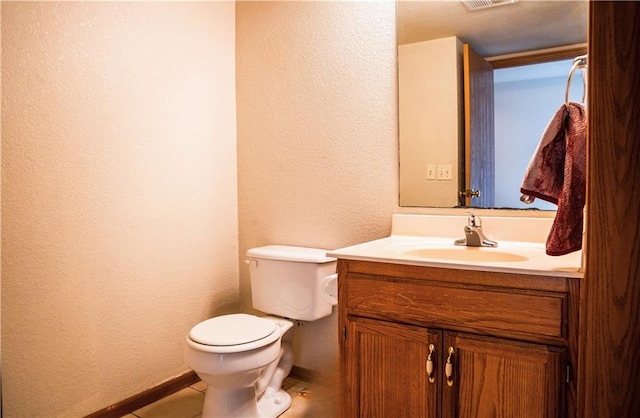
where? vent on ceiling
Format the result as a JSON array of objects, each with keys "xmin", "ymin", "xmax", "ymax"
[{"xmin": 462, "ymin": 0, "xmax": 518, "ymax": 11}]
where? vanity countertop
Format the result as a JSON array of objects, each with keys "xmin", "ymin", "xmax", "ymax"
[{"xmin": 327, "ymin": 214, "xmax": 584, "ymax": 278}]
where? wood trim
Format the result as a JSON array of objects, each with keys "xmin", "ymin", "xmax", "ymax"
[
  {"xmin": 580, "ymin": 1, "xmax": 640, "ymax": 417},
  {"xmin": 488, "ymin": 45, "xmax": 588, "ymax": 69},
  {"xmin": 84, "ymin": 371, "xmax": 199, "ymax": 418},
  {"xmin": 84, "ymin": 366, "xmax": 315, "ymax": 418},
  {"xmin": 463, "ymin": 44, "xmax": 472, "ymax": 206}
]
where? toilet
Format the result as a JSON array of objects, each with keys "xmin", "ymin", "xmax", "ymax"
[{"xmin": 184, "ymin": 245, "xmax": 338, "ymax": 418}]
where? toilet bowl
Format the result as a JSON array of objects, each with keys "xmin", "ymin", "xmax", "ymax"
[
  {"xmin": 185, "ymin": 246, "xmax": 337, "ymax": 418},
  {"xmin": 185, "ymin": 314, "xmax": 295, "ymax": 417}
]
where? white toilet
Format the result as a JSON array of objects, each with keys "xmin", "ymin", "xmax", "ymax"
[{"xmin": 184, "ymin": 245, "xmax": 338, "ymax": 418}]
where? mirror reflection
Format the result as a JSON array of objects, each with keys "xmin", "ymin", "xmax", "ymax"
[{"xmin": 397, "ymin": 0, "xmax": 588, "ymax": 209}]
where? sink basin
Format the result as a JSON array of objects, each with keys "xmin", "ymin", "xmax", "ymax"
[
  {"xmin": 384, "ymin": 239, "xmax": 532, "ymax": 263},
  {"xmin": 402, "ymin": 247, "xmax": 529, "ymax": 262}
]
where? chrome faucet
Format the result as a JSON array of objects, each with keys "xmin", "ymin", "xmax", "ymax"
[{"xmin": 454, "ymin": 212, "xmax": 498, "ymax": 247}]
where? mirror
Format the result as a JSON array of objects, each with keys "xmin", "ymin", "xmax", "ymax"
[{"xmin": 397, "ymin": 0, "xmax": 588, "ymax": 209}]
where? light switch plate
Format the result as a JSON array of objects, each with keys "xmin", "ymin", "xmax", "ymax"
[{"xmin": 426, "ymin": 164, "xmax": 436, "ymax": 180}]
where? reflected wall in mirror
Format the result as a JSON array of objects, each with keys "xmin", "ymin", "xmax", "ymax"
[{"xmin": 397, "ymin": 0, "xmax": 588, "ymax": 209}]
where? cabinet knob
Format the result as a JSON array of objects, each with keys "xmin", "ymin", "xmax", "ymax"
[
  {"xmin": 426, "ymin": 343, "xmax": 436, "ymax": 384},
  {"xmin": 445, "ymin": 346, "xmax": 455, "ymax": 387}
]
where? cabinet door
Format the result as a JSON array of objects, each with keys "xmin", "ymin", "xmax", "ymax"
[
  {"xmin": 442, "ymin": 332, "xmax": 566, "ymax": 418},
  {"xmin": 344, "ymin": 317, "xmax": 439, "ymax": 417}
]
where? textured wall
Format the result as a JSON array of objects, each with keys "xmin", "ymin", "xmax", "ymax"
[
  {"xmin": 236, "ymin": 1, "xmax": 398, "ymax": 373},
  {"xmin": 1, "ymin": 2, "xmax": 238, "ymax": 416}
]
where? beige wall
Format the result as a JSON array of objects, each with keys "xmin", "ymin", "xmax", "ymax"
[
  {"xmin": 236, "ymin": 0, "xmax": 397, "ymax": 373},
  {"xmin": 2, "ymin": 0, "xmax": 400, "ymax": 414},
  {"xmin": 1, "ymin": 2, "xmax": 238, "ymax": 416}
]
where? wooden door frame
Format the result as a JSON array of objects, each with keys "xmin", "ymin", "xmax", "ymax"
[{"xmin": 463, "ymin": 44, "xmax": 495, "ymax": 208}]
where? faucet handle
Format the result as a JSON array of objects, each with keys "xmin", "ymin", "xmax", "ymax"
[{"xmin": 466, "ymin": 212, "xmax": 481, "ymax": 227}]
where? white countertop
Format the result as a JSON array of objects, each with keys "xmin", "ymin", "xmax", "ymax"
[{"xmin": 327, "ymin": 214, "xmax": 584, "ymax": 278}]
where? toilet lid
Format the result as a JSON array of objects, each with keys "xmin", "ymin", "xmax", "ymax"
[{"xmin": 189, "ymin": 314, "xmax": 277, "ymax": 346}]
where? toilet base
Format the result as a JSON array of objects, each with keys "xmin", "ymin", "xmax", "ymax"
[
  {"xmin": 257, "ymin": 389, "xmax": 292, "ymax": 417},
  {"xmin": 201, "ymin": 385, "xmax": 292, "ymax": 418}
]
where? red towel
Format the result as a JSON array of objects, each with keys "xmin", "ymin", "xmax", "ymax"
[{"xmin": 520, "ymin": 102, "xmax": 587, "ymax": 256}]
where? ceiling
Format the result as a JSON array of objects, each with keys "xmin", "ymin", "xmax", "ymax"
[{"xmin": 397, "ymin": 0, "xmax": 588, "ymax": 57}]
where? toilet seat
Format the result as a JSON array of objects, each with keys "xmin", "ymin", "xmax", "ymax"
[{"xmin": 188, "ymin": 313, "xmax": 281, "ymax": 353}]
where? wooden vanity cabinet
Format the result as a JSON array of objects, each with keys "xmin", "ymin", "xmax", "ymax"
[{"xmin": 338, "ymin": 259, "xmax": 580, "ymax": 418}]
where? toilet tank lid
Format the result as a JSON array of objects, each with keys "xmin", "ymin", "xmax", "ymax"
[{"xmin": 247, "ymin": 245, "xmax": 336, "ymax": 263}]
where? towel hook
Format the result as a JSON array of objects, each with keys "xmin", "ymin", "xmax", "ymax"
[{"xmin": 565, "ymin": 54, "xmax": 588, "ymax": 104}]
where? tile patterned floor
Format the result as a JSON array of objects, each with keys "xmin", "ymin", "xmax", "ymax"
[{"xmin": 123, "ymin": 375, "xmax": 337, "ymax": 418}]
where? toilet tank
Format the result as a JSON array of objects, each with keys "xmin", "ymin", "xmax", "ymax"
[{"xmin": 246, "ymin": 245, "xmax": 337, "ymax": 321}]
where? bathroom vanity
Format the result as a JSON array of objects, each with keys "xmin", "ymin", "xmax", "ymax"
[{"xmin": 328, "ymin": 214, "xmax": 583, "ymax": 418}]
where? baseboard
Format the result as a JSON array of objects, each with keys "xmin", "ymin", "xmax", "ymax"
[
  {"xmin": 84, "ymin": 370, "xmax": 199, "ymax": 418},
  {"xmin": 290, "ymin": 365, "xmax": 319, "ymax": 383},
  {"xmin": 85, "ymin": 366, "xmax": 316, "ymax": 417}
]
